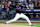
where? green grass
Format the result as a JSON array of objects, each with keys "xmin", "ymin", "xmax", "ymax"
[{"xmin": 0, "ymin": 23, "xmax": 40, "ymax": 27}]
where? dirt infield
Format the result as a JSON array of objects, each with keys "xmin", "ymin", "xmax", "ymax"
[{"xmin": 0, "ymin": 24, "xmax": 35, "ymax": 27}]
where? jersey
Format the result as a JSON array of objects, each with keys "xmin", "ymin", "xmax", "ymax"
[
  {"xmin": 16, "ymin": 5, "xmax": 24, "ymax": 13},
  {"xmin": 4, "ymin": 3, "xmax": 8, "ymax": 9}
]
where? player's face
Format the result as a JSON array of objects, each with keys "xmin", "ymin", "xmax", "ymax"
[{"xmin": 18, "ymin": 2, "xmax": 22, "ymax": 5}]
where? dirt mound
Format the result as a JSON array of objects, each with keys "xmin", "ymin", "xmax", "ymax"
[{"xmin": 0, "ymin": 24, "xmax": 35, "ymax": 27}]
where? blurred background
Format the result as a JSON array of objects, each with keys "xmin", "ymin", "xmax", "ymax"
[{"xmin": 0, "ymin": 0, "xmax": 40, "ymax": 23}]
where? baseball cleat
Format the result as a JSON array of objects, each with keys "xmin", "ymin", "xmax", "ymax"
[
  {"xmin": 30, "ymin": 25, "xmax": 34, "ymax": 26},
  {"xmin": 5, "ymin": 23, "xmax": 7, "ymax": 24}
]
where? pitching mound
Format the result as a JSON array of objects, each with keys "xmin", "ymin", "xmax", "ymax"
[{"xmin": 0, "ymin": 24, "xmax": 35, "ymax": 27}]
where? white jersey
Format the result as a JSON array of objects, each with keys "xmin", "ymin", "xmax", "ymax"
[
  {"xmin": 2, "ymin": 5, "xmax": 4, "ymax": 8},
  {"xmin": 18, "ymin": 0, "xmax": 25, "ymax": 2},
  {"xmin": 29, "ymin": 4, "xmax": 34, "ymax": 9}
]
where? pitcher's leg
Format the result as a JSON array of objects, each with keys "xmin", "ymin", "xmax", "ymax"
[
  {"xmin": 21, "ymin": 13, "xmax": 32, "ymax": 26},
  {"xmin": 25, "ymin": 16, "xmax": 32, "ymax": 25},
  {"xmin": 6, "ymin": 13, "xmax": 20, "ymax": 23}
]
